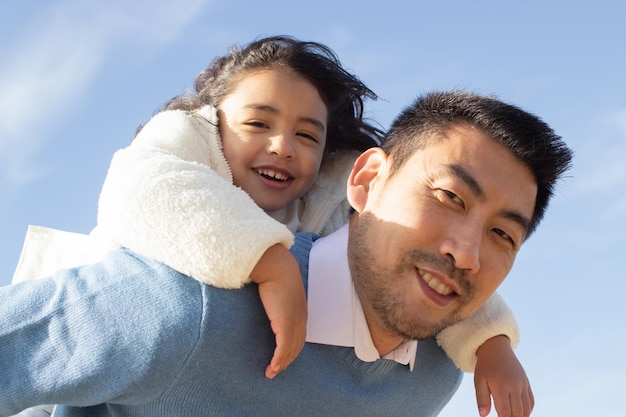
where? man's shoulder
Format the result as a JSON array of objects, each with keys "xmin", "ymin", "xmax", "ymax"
[
  {"xmin": 293, "ymin": 231, "xmax": 320, "ymax": 245},
  {"xmin": 89, "ymin": 248, "xmax": 205, "ymax": 308},
  {"xmin": 414, "ymin": 337, "xmax": 464, "ymax": 389},
  {"xmin": 291, "ymin": 232, "xmax": 320, "ymax": 259},
  {"xmin": 291, "ymin": 232, "xmax": 320, "ymax": 289}
]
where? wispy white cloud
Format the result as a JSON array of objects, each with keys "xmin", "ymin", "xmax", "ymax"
[{"xmin": 0, "ymin": 0, "xmax": 211, "ymax": 184}]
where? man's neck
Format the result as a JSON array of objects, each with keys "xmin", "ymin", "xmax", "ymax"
[{"xmin": 360, "ymin": 302, "xmax": 406, "ymax": 357}]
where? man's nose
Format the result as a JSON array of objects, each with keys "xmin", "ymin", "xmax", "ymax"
[{"xmin": 439, "ymin": 223, "xmax": 481, "ymax": 274}]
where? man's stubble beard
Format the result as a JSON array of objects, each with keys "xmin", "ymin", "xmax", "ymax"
[{"xmin": 347, "ymin": 213, "xmax": 475, "ymax": 341}]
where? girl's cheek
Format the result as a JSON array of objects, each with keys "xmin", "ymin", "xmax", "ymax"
[{"xmin": 302, "ymin": 150, "xmax": 324, "ymax": 175}]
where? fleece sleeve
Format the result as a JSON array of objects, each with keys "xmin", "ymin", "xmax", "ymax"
[
  {"xmin": 435, "ymin": 292, "xmax": 520, "ymax": 372},
  {"xmin": 91, "ymin": 108, "xmax": 293, "ymax": 289},
  {"xmin": 12, "ymin": 226, "xmax": 115, "ymax": 284}
]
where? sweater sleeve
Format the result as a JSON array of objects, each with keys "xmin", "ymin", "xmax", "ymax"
[
  {"xmin": 0, "ymin": 251, "xmax": 202, "ymax": 416},
  {"xmin": 91, "ymin": 107, "xmax": 293, "ymax": 289},
  {"xmin": 435, "ymin": 292, "xmax": 520, "ymax": 372}
]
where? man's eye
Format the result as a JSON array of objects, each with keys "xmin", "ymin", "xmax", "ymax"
[
  {"xmin": 443, "ymin": 190, "xmax": 465, "ymax": 208},
  {"xmin": 494, "ymin": 228, "xmax": 515, "ymax": 246}
]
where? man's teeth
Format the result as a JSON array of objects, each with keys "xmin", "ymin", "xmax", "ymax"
[
  {"xmin": 421, "ymin": 271, "xmax": 453, "ymax": 296},
  {"xmin": 257, "ymin": 169, "xmax": 288, "ymax": 181}
]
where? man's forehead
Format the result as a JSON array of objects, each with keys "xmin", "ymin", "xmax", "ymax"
[{"xmin": 391, "ymin": 127, "xmax": 537, "ymax": 216}]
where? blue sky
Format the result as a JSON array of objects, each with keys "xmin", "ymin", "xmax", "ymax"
[{"xmin": 1, "ymin": 1, "xmax": 624, "ymax": 416}]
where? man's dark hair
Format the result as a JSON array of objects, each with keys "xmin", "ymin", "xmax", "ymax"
[{"xmin": 382, "ymin": 90, "xmax": 573, "ymax": 238}]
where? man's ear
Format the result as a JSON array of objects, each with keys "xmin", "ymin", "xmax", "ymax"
[{"xmin": 347, "ymin": 147, "xmax": 388, "ymax": 213}]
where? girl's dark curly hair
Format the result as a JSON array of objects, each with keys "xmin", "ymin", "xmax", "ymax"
[{"xmin": 162, "ymin": 35, "xmax": 383, "ymax": 153}]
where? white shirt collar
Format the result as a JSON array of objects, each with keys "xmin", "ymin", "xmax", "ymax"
[{"xmin": 306, "ymin": 224, "xmax": 417, "ymax": 370}]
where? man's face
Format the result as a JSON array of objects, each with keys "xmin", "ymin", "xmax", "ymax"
[{"xmin": 347, "ymin": 125, "xmax": 537, "ymax": 340}]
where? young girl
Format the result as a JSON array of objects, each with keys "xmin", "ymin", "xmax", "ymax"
[{"xmin": 12, "ymin": 36, "xmax": 529, "ymax": 417}]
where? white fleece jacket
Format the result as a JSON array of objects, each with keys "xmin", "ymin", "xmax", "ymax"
[{"xmin": 13, "ymin": 105, "xmax": 518, "ymax": 372}]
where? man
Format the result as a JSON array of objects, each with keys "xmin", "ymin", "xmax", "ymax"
[{"xmin": 0, "ymin": 91, "xmax": 572, "ymax": 417}]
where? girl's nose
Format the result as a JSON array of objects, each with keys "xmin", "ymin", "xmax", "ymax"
[{"xmin": 267, "ymin": 134, "xmax": 295, "ymax": 158}]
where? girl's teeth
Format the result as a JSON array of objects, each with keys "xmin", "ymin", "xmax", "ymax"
[{"xmin": 257, "ymin": 169, "xmax": 288, "ymax": 181}]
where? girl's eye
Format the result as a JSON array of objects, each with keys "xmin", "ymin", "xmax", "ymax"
[
  {"xmin": 246, "ymin": 121, "xmax": 268, "ymax": 129},
  {"xmin": 297, "ymin": 132, "xmax": 319, "ymax": 143},
  {"xmin": 443, "ymin": 190, "xmax": 465, "ymax": 209}
]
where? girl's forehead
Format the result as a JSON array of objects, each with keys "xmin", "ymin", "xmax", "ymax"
[{"xmin": 227, "ymin": 67, "xmax": 313, "ymax": 94}]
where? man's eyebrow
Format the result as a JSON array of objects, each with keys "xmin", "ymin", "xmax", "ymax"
[
  {"xmin": 246, "ymin": 103, "xmax": 326, "ymax": 133},
  {"xmin": 447, "ymin": 164, "xmax": 484, "ymax": 197},
  {"xmin": 502, "ymin": 210, "xmax": 531, "ymax": 237},
  {"xmin": 445, "ymin": 164, "xmax": 531, "ymax": 234}
]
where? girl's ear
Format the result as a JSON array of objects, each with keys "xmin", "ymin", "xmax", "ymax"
[{"xmin": 347, "ymin": 147, "xmax": 388, "ymax": 213}]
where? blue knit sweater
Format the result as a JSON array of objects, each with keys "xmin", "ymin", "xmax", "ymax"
[{"xmin": 0, "ymin": 234, "xmax": 462, "ymax": 417}]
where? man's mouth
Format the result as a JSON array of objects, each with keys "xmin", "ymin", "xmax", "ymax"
[
  {"xmin": 420, "ymin": 269, "xmax": 454, "ymax": 296},
  {"xmin": 256, "ymin": 168, "xmax": 290, "ymax": 182}
]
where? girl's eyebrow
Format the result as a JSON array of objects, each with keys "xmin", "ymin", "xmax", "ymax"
[{"xmin": 246, "ymin": 103, "xmax": 326, "ymax": 133}]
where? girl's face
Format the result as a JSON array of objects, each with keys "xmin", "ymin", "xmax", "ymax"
[{"xmin": 218, "ymin": 68, "xmax": 328, "ymax": 212}]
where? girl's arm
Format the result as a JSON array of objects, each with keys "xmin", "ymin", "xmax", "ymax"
[
  {"xmin": 435, "ymin": 292, "xmax": 519, "ymax": 372},
  {"xmin": 92, "ymin": 107, "xmax": 293, "ymax": 288},
  {"xmin": 436, "ymin": 293, "xmax": 533, "ymax": 417}
]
